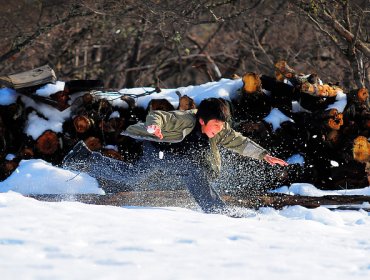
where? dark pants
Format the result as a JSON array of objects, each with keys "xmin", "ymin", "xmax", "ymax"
[{"xmin": 62, "ymin": 141, "xmax": 226, "ymax": 214}]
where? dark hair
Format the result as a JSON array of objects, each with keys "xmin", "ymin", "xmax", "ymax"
[{"xmin": 196, "ymin": 98, "xmax": 230, "ymax": 124}]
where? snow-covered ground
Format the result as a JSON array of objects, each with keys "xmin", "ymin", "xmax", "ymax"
[
  {"xmin": 0, "ymin": 78, "xmax": 369, "ymax": 279},
  {"xmin": 0, "ymin": 191, "xmax": 369, "ymax": 280},
  {"xmin": 0, "ymin": 160, "xmax": 370, "ymax": 280}
]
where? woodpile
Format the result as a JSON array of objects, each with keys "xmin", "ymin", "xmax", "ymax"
[
  {"xmin": 233, "ymin": 60, "xmax": 369, "ymax": 189},
  {"xmin": 0, "ymin": 63, "xmax": 369, "ymax": 191}
]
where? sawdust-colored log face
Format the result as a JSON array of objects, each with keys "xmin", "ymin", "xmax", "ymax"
[
  {"xmin": 242, "ymin": 72, "xmax": 262, "ymax": 94},
  {"xmin": 301, "ymin": 82, "xmax": 342, "ymax": 98},
  {"xmin": 179, "ymin": 95, "xmax": 196, "ymax": 111},
  {"xmin": 353, "ymin": 136, "xmax": 370, "ymax": 163},
  {"xmin": 84, "ymin": 137, "xmax": 102, "ymax": 151},
  {"xmin": 73, "ymin": 115, "xmax": 94, "ymax": 133},
  {"xmin": 274, "ymin": 60, "xmax": 295, "ymax": 81},
  {"xmin": 322, "ymin": 109, "xmax": 344, "ymax": 130},
  {"xmin": 35, "ymin": 130, "xmax": 59, "ymax": 155},
  {"xmin": 357, "ymin": 88, "xmax": 369, "ymax": 103}
]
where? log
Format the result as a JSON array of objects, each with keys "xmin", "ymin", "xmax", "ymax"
[
  {"xmin": 19, "ymin": 146, "xmax": 35, "ymax": 159},
  {"xmin": 353, "ymin": 136, "xmax": 370, "ymax": 163},
  {"xmin": 355, "ymin": 88, "xmax": 369, "ymax": 103},
  {"xmin": 274, "ymin": 60, "xmax": 296, "ymax": 82},
  {"xmin": 35, "ymin": 130, "xmax": 60, "ymax": 155},
  {"xmin": 28, "ymin": 190, "xmax": 197, "ymax": 208},
  {"xmin": 82, "ymin": 92, "xmax": 94, "ymax": 105},
  {"xmin": 0, "ymin": 159, "xmax": 19, "ymax": 180},
  {"xmin": 223, "ymin": 193, "xmax": 370, "ymax": 211},
  {"xmin": 148, "ymin": 99, "xmax": 175, "ymax": 111},
  {"xmin": 0, "ymin": 65, "xmax": 56, "ymax": 89},
  {"xmin": 300, "ymin": 81, "xmax": 342, "ymax": 98},
  {"xmin": 321, "ymin": 108, "xmax": 344, "ymax": 130},
  {"xmin": 26, "ymin": 191, "xmax": 370, "ymax": 211},
  {"xmin": 49, "ymin": 91, "xmax": 70, "ymax": 111},
  {"xmin": 84, "ymin": 137, "xmax": 102, "ymax": 151},
  {"xmin": 99, "ymin": 117, "xmax": 126, "ymax": 134},
  {"xmin": 73, "ymin": 115, "xmax": 95, "ymax": 134},
  {"xmin": 242, "ymin": 72, "xmax": 262, "ymax": 94},
  {"xmin": 101, "ymin": 148, "xmax": 124, "ymax": 161},
  {"xmin": 0, "ymin": 115, "xmax": 7, "ymax": 159},
  {"xmin": 179, "ymin": 95, "xmax": 196, "ymax": 111},
  {"xmin": 94, "ymin": 99, "xmax": 112, "ymax": 115}
]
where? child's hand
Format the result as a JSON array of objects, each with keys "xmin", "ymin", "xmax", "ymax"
[
  {"xmin": 147, "ymin": 125, "xmax": 163, "ymax": 139},
  {"xmin": 263, "ymin": 154, "xmax": 288, "ymax": 166}
]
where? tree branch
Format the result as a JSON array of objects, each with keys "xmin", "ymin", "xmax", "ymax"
[{"xmin": 0, "ymin": 6, "xmax": 93, "ymax": 64}]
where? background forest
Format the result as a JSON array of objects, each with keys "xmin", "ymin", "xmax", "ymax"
[{"xmin": 0, "ymin": 0, "xmax": 369, "ymax": 91}]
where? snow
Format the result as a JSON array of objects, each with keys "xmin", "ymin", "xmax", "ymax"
[
  {"xmin": 327, "ymin": 90, "xmax": 347, "ymax": 112},
  {"xmin": 1, "ymin": 78, "xmax": 369, "ymax": 279},
  {"xmin": 25, "ymin": 111, "xmax": 65, "ymax": 139},
  {"xmin": 0, "ymin": 190, "xmax": 369, "ymax": 280},
  {"xmin": 263, "ymin": 108, "xmax": 294, "ymax": 131},
  {"xmin": 0, "ymin": 159, "xmax": 103, "ymax": 195},
  {"xmin": 0, "ymin": 161, "xmax": 369, "ymax": 279},
  {"xmin": 0, "ymin": 88, "xmax": 18, "ymax": 105},
  {"xmin": 286, "ymin": 153, "xmax": 305, "ymax": 166},
  {"xmin": 35, "ymin": 81, "xmax": 65, "ymax": 97},
  {"xmin": 117, "ymin": 78, "xmax": 243, "ymax": 109},
  {"xmin": 21, "ymin": 94, "xmax": 72, "ymax": 140}
]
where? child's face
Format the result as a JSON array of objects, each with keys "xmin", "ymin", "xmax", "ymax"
[{"xmin": 199, "ymin": 119, "xmax": 225, "ymax": 138}]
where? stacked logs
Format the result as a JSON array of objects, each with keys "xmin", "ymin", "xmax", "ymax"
[
  {"xmin": 0, "ymin": 62, "xmax": 369, "ymax": 190},
  {"xmin": 233, "ymin": 61, "xmax": 369, "ymax": 189}
]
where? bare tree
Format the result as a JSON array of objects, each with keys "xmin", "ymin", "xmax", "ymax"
[
  {"xmin": 0, "ymin": 0, "xmax": 368, "ymax": 90},
  {"xmin": 291, "ymin": 0, "xmax": 370, "ymax": 88}
]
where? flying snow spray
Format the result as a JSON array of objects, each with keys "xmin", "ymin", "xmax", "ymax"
[{"xmin": 159, "ymin": 151, "xmax": 164, "ymax": 159}]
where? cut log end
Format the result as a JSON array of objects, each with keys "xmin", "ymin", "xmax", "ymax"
[
  {"xmin": 73, "ymin": 115, "xmax": 94, "ymax": 134},
  {"xmin": 84, "ymin": 137, "xmax": 102, "ymax": 151},
  {"xmin": 148, "ymin": 99, "xmax": 175, "ymax": 111},
  {"xmin": 179, "ymin": 95, "xmax": 196, "ymax": 111},
  {"xmin": 101, "ymin": 149, "xmax": 124, "ymax": 161},
  {"xmin": 357, "ymin": 88, "xmax": 369, "ymax": 103},
  {"xmin": 353, "ymin": 136, "xmax": 370, "ymax": 163},
  {"xmin": 35, "ymin": 131, "xmax": 59, "ymax": 155},
  {"xmin": 242, "ymin": 72, "xmax": 262, "ymax": 94}
]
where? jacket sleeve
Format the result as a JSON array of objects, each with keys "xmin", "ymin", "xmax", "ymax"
[
  {"xmin": 214, "ymin": 122, "xmax": 268, "ymax": 160},
  {"xmin": 145, "ymin": 110, "xmax": 168, "ymax": 128}
]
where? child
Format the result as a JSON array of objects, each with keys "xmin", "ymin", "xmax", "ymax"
[{"xmin": 63, "ymin": 98, "xmax": 287, "ymax": 215}]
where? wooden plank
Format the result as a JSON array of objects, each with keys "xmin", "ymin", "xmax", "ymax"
[
  {"xmin": 27, "ymin": 191, "xmax": 370, "ymax": 211},
  {"xmin": 27, "ymin": 190, "xmax": 198, "ymax": 208},
  {"xmin": 223, "ymin": 193, "xmax": 370, "ymax": 210}
]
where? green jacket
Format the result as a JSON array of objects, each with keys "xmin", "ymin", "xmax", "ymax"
[{"xmin": 121, "ymin": 109, "xmax": 268, "ymax": 173}]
